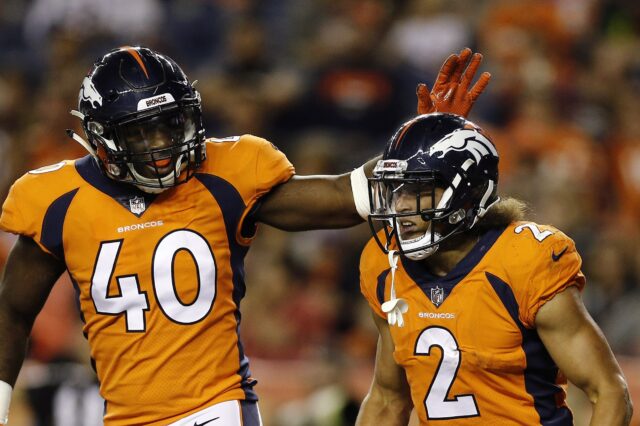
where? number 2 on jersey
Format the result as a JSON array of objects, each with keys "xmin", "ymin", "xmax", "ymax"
[
  {"xmin": 416, "ymin": 326, "xmax": 480, "ymax": 419},
  {"xmin": 514, "ymin": 223, "xmax": 554, "ymax": 242},
  {"xmin": 91, "ymin": 229, "xmax": 217, "ymax": 332}
]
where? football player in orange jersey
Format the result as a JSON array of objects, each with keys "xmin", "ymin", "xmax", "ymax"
[
  {"xmin": 0, "ymin": 46, "xmax": 490, "ymax": 426},
  {"xmin": 356, "ymin": 113, "xmax": 633, "ymax": 425}
]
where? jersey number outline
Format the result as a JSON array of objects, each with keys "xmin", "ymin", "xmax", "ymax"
[
  {"xmin": 28, "ymin": 161, "xmax": 66, "ymax": 174},
  {"xmin": 90, "ymin": 229, "xmax": 217, "ymax": 332},
  {"xmin": 415, "ymin": 326, "xmax": 480, "ymax": 419},
  {"xmin": 514, "ymin": 223, "xmax": 554, "ymax": 242}
]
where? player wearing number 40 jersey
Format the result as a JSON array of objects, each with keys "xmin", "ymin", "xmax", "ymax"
[
  {"xmin": 0, "ymin": 46, "xmax": 492, "ymax": 425},
  {"xmin": 356, "ymin": 113, "xmax": 633, "ymax": 425},
  {"xmin": 0, "ymin": 134, "xmax": 291, "ymax": 425}
]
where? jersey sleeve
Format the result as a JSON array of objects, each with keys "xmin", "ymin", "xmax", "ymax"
[
  {"xmin": 359, "ymin": 239, "xmax": 387, "ymax": 319},
  {"xmin": 1, "ymin": 161, "xmax": 80, "ymax": 258},
  {"xmin": 253, "ymin": 137, "xmax": 295, "ymax": 198},
  {"xmin": 518, "ymin": 229, "xmax": 585, "ymax": 328},
  {"xmin": 0, "ymin": 178, "xmax": 30, "ymax": 237},
  {"xmin": 0, "ymin": 173, "xmax": 55, "ymax": 250},
  {"xmin": 230, "ymin": 135, "xmax": 294, "ymax": 244}
]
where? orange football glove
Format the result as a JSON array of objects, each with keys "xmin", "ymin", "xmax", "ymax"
[{"xmin": 416, "ymin": 47, "xmax": 491, "ymax": 117}]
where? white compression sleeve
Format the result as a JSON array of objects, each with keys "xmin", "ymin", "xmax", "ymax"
[
  {"xmin": 350, "ymin": 165, "xmax": 371, "ymax": 220},
  {"xmin": 0, "ymin": 380, "xmax": 12, "ymax": 424}
]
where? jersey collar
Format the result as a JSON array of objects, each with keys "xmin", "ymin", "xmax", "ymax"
[{"xmin": 401, "ymin": 225, "xmax": 507, "ymax": 303}]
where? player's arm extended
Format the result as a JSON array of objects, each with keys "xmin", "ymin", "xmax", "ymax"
[
  {"xmin": 535, "ymin": 286, "xmax": 633, "ymax": 426},
  {"xmin": 254, "ymin": 49, "xmax": 490, "ymax": 231},
  {"xmin": 0, "ymin": 236, "xmax": 65, "ymax": 424},
  {"xmin": 254, "ymin": 157, "xmax": 376, "ymax": 231},
  {"xmin": 356, "ymin": 312, "xmax": 413, "ymax": 426}
]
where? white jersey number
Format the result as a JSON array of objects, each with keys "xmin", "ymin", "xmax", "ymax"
[
  {"xmin": 416, "ymin": 326, "xmax": 480, "ymax": 419},
  {"xmin": 91, "ymin": 230, "xmax": 217, "ymax": 332},
  {"xmin": 514, "ymin": 223, "xmax": 554, "ymax": 242}
]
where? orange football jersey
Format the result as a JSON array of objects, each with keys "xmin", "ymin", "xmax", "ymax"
[
  {"xmin": 0, "ymin": 135, "xmax": 294, "ymax": 426},
  {"xmin": 360, "ymin": 222, "xmax": 585, "ymax": 425}
]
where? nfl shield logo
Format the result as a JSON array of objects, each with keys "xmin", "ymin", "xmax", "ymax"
[
  {"xmin": 430, "ymin": 286, "xmax": 444, "ymax": 307},
  {"xmin": 129, "ymin": 196, "xmax": 146, "ymax": 215}
]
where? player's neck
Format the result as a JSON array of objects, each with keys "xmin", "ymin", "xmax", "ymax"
[{"xmin": 424, "ymin": 234, "xmax": 479, "ymax": 277}]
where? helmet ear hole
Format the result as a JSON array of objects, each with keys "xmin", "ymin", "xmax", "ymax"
[{"xmin": 94, "ymin": 144, "xmax": 123, "ymax": 179}]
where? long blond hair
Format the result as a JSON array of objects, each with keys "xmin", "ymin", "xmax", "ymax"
[{"xmin": 471, "ymin": 197, "xmax": 529, "ymax": 234}]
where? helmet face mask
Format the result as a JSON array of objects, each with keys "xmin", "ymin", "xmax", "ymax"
[
  {"xmin": 368, "ymin": 113, "xmax": 500, "ymax": 260},
  {"xmin": 368, "ymin": 166, "xmax": 470, "ymax": 260},
  {"xmin": 74, "ymin": 46, "xmax": 206, "ymax": 193},
  {"xmin": 88, "ymin": 103, "xmax": 202, "ymax": 191}
]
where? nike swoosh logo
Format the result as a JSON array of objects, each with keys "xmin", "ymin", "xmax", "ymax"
[
  {"xmin": 551, "ymin": 246, "xmax": 569, "ymax": 262},
  {"xmin": 194, "ymin": 417, "xmax": 219, "ymax": 426}
]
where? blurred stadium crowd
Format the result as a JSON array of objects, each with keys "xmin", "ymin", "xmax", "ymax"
[{"xmin": 0, "ymin": 0, "xmax": 638, "ymax": 425}]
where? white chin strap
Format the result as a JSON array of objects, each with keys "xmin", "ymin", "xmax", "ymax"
[
  {"xmin": 128, "ymin": 155, "xmax": 186, "ymax": 194},
  {"xmin": 398, "ymin": 228, "xmax": 441, "ymax": 261}
]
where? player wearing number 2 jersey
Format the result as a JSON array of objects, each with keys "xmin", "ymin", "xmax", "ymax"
[
  {"xmin": 0, "ymin": 47, "xmax": 492, "ymax": 425},
  {"xmin": 356, "ymin": 114, "xmax": 632, "ymax": 425}
]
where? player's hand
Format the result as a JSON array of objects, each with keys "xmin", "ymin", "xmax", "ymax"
[{"xmin": 416, "ymin": 47, "xmax": 491, "ymax": 117}]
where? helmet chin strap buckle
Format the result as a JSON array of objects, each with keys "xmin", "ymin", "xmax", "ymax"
[
  {"xmin": 107, "ymin": 163, "xmax": 122, "ymax": 176},
  {"xmin": 449, "ymin": 208, "xmax": 466, "ymax": 224}
]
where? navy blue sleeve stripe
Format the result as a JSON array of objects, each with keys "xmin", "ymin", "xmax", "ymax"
[
  {"xmin": 195, "ymin": 173, "xmax": 257, "ymax": 401},
  {"xmin": 485, "ymin": 272, "xmax": 573, "ymax": 425},
  {"xmin": 40, "ymin": 188, "xmax": 80, "ymax": 260}
]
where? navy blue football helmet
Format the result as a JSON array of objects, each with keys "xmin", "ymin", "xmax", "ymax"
[
  {"xmin": 71, "ymin": 46, "xmax": 205, "ymax": 193},
  {"xmin": 368, "ymin": 113, "xmax": 499, "ymax": 260}
]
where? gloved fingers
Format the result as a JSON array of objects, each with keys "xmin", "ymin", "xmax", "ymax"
[
  {"xmin": 416, "ymin": 83, "xmax": 435, "ymax": 114},
  {"xmin": 460, "ymin": 52, "xmax": 484, "ymax": 91},
  {"xmin": 450, "ymin": 47, "xmax": 472, "ymax": 83},
  {"xmin": 433, "ymin": 52, "xmax": 460, "ymax": 90},
  {"xmin": 468, "ymin": 72, "xmax": 491, "ymax": 101}
]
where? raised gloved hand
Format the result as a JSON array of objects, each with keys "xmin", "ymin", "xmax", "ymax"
[{"xmin": 416, "ymin": 47, "xmax": 491, "ymax": 117}]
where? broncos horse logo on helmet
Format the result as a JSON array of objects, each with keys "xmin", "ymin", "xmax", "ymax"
[
  {"xmin": 68, "ymin": 46, "xmax": 206, "ymax": 193},
  {"xmin": 428, "ymin": 129, "xmax": 497, "ymax": 164},
  {"xmin": 79, "ymin": 77, "xmax": 103, "ymax": 108},
  {"xmin": 368, "ymin": 113, "xmax": 500, "ymax": 260}
]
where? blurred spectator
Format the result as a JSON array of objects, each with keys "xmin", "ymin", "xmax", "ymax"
[
  {"xmin": 384, "ymin": 0, "xmax": 472, "ymax": 76},
  {"xmin": 22, "ymin": 0, "xmax": 164, "ymax": 47},
  {"xmin": 280, "ymin": 0, "xmax": 410, "ymax": 145},
  {"xmin": 609, "ymin": 93, "xmax": 640, "ymax": 226},
  {"xmin": 197, "ymin": 17, "xmax": 303, "ymax": 138}
]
